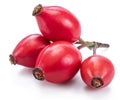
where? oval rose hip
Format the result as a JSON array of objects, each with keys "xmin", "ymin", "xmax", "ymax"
[
  {"xmin": 80, "ymin": 55, "xmax": 115, "ymax": 88},
  {"xmin": 9, "ymin": 34, "xmax": 50, "ymax": 68},
  {"xmin": 33, "ymin": 41, "xmax": 82, "ymax": 83},
  {"xmin": 32, "ymin": 4, "xmax": 81, "ymax": 42}
]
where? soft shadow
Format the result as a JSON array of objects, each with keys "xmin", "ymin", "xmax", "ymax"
[
  {"xmin": 57, "ymin": 76, "xmax": 80, "ymax": 87},
  {"xmin": 84, "ymin": 85, "xmax": 111, "ymax": 92},
  {"xmin": 18, "ymin": 68, "xmax": 33, "ymax": 77},
  {"xmin": 84, "ymin": 85, "xmax": 111, "ymax": 98},
  {"xmin": 34, "ymin": 75, "xmax": 82, "ymax": 90}
]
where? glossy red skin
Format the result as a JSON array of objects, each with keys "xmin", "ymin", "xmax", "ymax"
[
  {"xmin": 35, "ymin": 41, "xmax": 82, "ymax": 83},
  {"xmin": 12, "ymin": 34, "xmax": 50, "ymax": 68},
  {"xmin": 35, "ymin": 6, "xmax": 81, "ymax": 42},
  {"xmin": 80, "ymin": 55, "xmax": 115, "ymax": 88}
]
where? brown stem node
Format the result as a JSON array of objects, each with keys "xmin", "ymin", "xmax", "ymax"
[
  {"xmin": 32, "ymin": 4, "xmax": 43, "ymax": 16},
  {"xmin": 9, "ymin": 54, "xmax": 16, "ymax": 65},
  {"xmin": 33, "ymin": 68, "xmax": 44, "ymax": 80},
  {"xmin": 91, "ymin": 77, "xmax": 104, "ymax": 88}
]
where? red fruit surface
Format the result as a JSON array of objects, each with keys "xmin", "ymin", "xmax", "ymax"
[
  {"xmin": 33, "ymin": 41, "xmax": 82, "ymax": 83},
  {"xmin": 80, "ymin": 55, "xmax": 115, "ymax": 88},
  {"xmin": 10, "ymin": 34, "xmax": 50, "ymax": 68},
  {"xmin": 33, "ymin": 4, "xmax": 81, "ymax": 42}
]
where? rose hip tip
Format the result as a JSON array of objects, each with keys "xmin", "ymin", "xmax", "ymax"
[
  {"xmin": 32, "ymin": 4, "xmax": 42, "ymax": 16},
  {"xmin": 91, "ymin": 77, "xmax": 104, "ymax": 88},
  {"xmin": 33, "ymin": 68, "xmax": 44, "ymax": 80},
  {"xmin": 9, "ymin": 54, "xmax": 16, "ymax": 65}
]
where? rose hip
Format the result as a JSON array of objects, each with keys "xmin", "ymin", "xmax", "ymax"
[
  {"xmin": 32, "ymin": 4, "xmax": 81, "ymax": 42},
  {"xmin": 9, "ymin": 34, "xmax": 50, "ymax": 68},
  {"xmin": 80, "ymin": 55, "xmax": 115, "ymax": 88},
  {"xmin": 33, "ymin": 41, "xmax": 82, "ymax": 83}
]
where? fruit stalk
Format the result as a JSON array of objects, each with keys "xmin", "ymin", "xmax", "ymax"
[{"xmin": 76, "ymin": 38, "xmax": 110, "ymax": 50}]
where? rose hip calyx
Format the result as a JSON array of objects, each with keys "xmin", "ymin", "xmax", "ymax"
[
  {"xmin": 33, "ymin": 68, "xmax": 44, "ymax": 80},
  {"xmin": 32, "ymin": 4, "xmax": 42, "ymax": 16},
  {"xmin": 91, "ymin": 77, "xmax": 104, "ymax": 88},
  {"xmin": 9, "ymin": 54, "xmax": 16, "ymax": 65}
]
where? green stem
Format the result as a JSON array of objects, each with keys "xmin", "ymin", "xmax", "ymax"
[
  {"xmin": 79, "ymin": 38, "xmax": 86, "ymax": 44},
  {"xmin": 76, "ymin": 38, "xmax": 110, "ymax": 50},
  {"xmin": 77, "ymin": 42, "xmax": 93, "ymax": 49},
  {"xmin": 76, "ymin": 38, "xmax": 96, "ymax": 49}
]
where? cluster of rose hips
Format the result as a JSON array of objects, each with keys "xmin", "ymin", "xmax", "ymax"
[{"xmin": 9, "ymin": 4, "xmax": 115, "ymax": 89}]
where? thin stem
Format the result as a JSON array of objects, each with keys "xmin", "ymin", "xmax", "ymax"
[
  {"xmin": 75, "ymin": 38, "xmax": 91, "ymax": 49},
  {"xmin": 76, "ymin": 38, "xmax": 110, "ymax": 50},
  {"xmin": 75, "ymin": 38, "xmax": 86, "ymax": 44},
  {"xmin": 93, "ymin": 42, "xmax": 98, "ymax": 55},
  {"xmin": 77, "ymin": 42, "xmax": 93, "ymax": 49},
  {"xmin": 79, "ymin": 38, "xmax": 86, "ymax": 44},
  {"xmin": 95, "ymin": 42, "xmax": 109, "ymax": 48}
]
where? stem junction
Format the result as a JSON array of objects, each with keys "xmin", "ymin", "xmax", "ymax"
[{"xmin": 76, "ymin": 38, "xmax": 109, "ymax": 50}]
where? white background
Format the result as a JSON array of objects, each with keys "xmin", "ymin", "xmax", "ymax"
[{"xmin": 0, "ymin": 0, "xmax": 120, "ymax": 100}]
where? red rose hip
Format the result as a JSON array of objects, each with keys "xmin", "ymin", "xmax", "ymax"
[
  {"xmin": 33, "ymin": 41, "xmax": 82, "ymax": 83},
  {"xmin": 32, "ymin": 4, "xmax": 81, "ymax": 42},
  {"xmin": 80, "ymin": 55, "xmax": 115, "ymax": 88},
  {"xmin": 9, "ymin": 34, "xmax": 50, "ymax": 68}
]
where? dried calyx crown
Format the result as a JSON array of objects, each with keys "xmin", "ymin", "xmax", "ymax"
[{"xmin": 32, "ymin": 4, "xmax": 43, "ymax": 16}]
